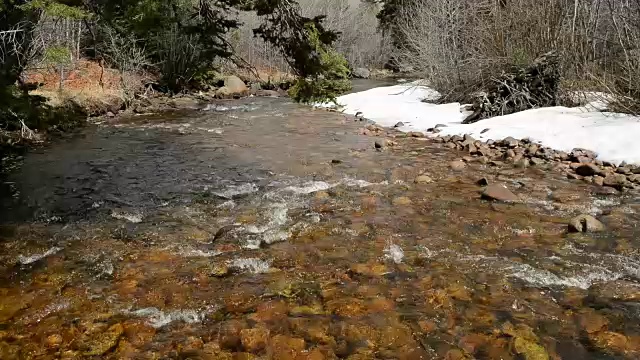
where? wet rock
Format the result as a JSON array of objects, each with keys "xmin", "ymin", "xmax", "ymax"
[
  {"xmin": 269, "ymin": 335, "xmax": 305, "ymax": 360},
  {"xmin": 240, "ymin": 328, "xmax": 270, "ymax": 352},
  {"xmin": 349, "ymin": 263, "xmax": 390, "ymax": 277},
  {"xmin": 568, "ymin": 214, "xmax": 604, "ymax": 233},
  {"xmin": 435, "ymin": 124, "xmax": 448, "ymax": 129},
  {"xmin": 593, "ymin": 186, "xmax": 619, "ymax": 195},
  {"xmin": 575, "ymin": 163, "xmax": 600, "ymax": 176},
  {"xmin": 567, "ymin": 173, "xmax": 583, "ymax": 180},
  {"xmin": 46, "ymin": 334, "xmax": 63, "ymax": 349},
  {"xmin": 449, "ymin": 160, "xmax": 466, "ymax": 171},
  {"xmin": 446, "ymin": 142, "xmax": 457, "ymax": 149},
  {"xmin": 481, "ymin": 184, "xmax": 519, "ymax": 202},
  {"xmin": 590, "ymin": 331, "xmax": 630, "ymax": 354},
  {"xmin": 616, "ymin": 166, "xmax": 632, "ymax": 175},
  {"xmin": 578, "ymin": 311, "xmax": 609, "ymax": 334},
  {"xmin": 589, "ymin": 281, "xmax": 640, "ymax": 303},
  {"xmin": 209, "ymin": 264, "xmax": 230, "ymax": 277},
  {"xmin": 393, "ymin": 122, "xmax": 404, "ymax": 128},
  {"xmin": 82, "ymin": 323, "xmax": 124, "ymax": 356},
  {"xmin": 106, "ymin": 111, "xmax": 115, "ymax": 118},
  {"xmin": 331, "ymin": 159, "xmax": 343, "ymax": 164},
  {"xmin": 513, "ymin": 337, "xmax": 549, "ymax": 360},
  {"xmin": 408, "ymin": 131, "xmax": 425, "ymax": 138},
  {"xmin": 326, "ymin": 298, "xmax": 366, "ymax": 317},
  {"xmin": 414, "ymin": 175, "xmax": 433, "ymax": 184}
]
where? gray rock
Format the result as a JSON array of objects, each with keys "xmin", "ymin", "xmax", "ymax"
[
  {"xmin": 513, "ymin": 157, "xmax": 529, "ymax": 168},
  {"xmin": 616, "ymin": 166, "xmax": 632, "ymax": 175},
  {"xmin": 527, "ymin": 144, "xmax": 539, "ymax": 154},
  {"xmin": 502, "ymin": 137, "xmax": 519, "ymax": 148},
  {"xmin": 353, "ymin": 68, "xmax": 371, "ymax": 79},
  {"xmin": 223, "ymin": 75, "xmax": 249, "ymax": 95},
  {"xmin": 504, "ymin": 149, "xmax": 516, "ymax": 159},
  {"xmin": 464, "ymin": 143, "xmax": 478, "ymax": 154},
  {"xmin": 374, "ymin": 140, "xmax": 384, "ymax": 149},
  {"xmin": 481, "ymin": 128, "xmax": 490, "ymax": 134},
  {"xmin": 575, "ymin": 163, "xmax": 600, "ymax": 177},
  {"xmin": 568, "ymin": 214, "xmax": 605, "ymax": 233},
  {"xmin": 450, "ymin": 135, "xmax": 463, "ymax": 143},
  {"xmin": 567, "ymin": 173, "xmax": 583, "ymax": 180},
  {"xmin": 106, "ymin": 111, "xmax": 115, "ymax": 118},
  {"xmin": 445, "ymin": 142, "xmax": 457, "ymax": 149},
  {"xmin": 435, "ymin": 124, "xmax": 448, "ymax": 129},
  {"xmin": 594, "ymin": 175, "xmax": 605, "ymax": 186},
  {"xmin": 481, "ymin": 184, "xmax": 519, "ymax": 202},
  {"xmin": 570, "ymin": 148, "xmax": 597, "ymax": 162},
  {"xmin": 463, "ymin": 134, "xmax": 476, "ymax": 142},
  {"xmin": 627, "ymin": 174, "xmax": 640, "ymax": 184},
  {"xmin": 603, "ymin": 173, "xmax": 628, "ymax": 189},
  {"xmin": 393, "ymin": 122, "xmax": 404, "ymax": 128}
]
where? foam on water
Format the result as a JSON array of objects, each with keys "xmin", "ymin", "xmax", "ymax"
[
  {"xmin": 111, "ymin": 211, "xmax": 143, "ymax": 223},
  {"xmin": 127, "ymin": 306, "xmax": 216, "ymax": 328},
  {"xmin": 282, "ymin": 181, "xmax": 332, "ymax": 194},
  {"xmin": 17, "ymin": 246, "xmax": 62, "ymax": 265},
  {"xmin": 214, "ymin": 183, "xmax": 258, "ymax": 199},
  {"xmin": 230, "ymin": 258, "xmax": 272, "ymax": 274},
  {"xmin": 178, "ymin": 248, "xmax": 222, "ymax": 258},
  {"xmin": 507, "ymin": 262, "xmax": 621, "ymax": 289},
  {"xmin": 384, "ymin": 242, "xmax": 404, "ymax": 264}
]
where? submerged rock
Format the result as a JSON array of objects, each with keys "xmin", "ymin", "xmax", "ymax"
[
  {"xmin": 568, "ymin": 214, "xmax": 604, "ymax": 233},
  {"xmin": 414, "ymin": 175, "xmax": 433, "ymax": 184},
  {"xmin": 82, "ymin": 323, "xmax": 124, "ymax": 356}
]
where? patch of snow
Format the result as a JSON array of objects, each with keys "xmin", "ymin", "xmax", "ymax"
[
  {"xmin": 17, "ymin": 247, "xmax": 62, "ymax": 265},
  {"xmin": 323, "ymin": 81, "xmax": 640, "ymax": 165},
  {"xmin": 230, "ymin": 258, "xmax": 272, "ymax": 274}
]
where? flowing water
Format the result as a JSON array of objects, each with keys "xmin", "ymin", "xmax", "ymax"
[{"xmin": 2, "ymin": 85, "xmax": 640, "ymax": 359}]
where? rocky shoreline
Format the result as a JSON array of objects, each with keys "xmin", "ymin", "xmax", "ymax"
[{"xmin": 361, "ymin": 122, "xmax": 640, "ymax": 193}]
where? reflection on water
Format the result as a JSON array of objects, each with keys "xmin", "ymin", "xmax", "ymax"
[{"xmin": 1, "ymin": 92, "xmax": 640, "ymax": 359}]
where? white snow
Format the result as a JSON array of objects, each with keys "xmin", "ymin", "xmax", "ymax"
[{"xmin": 325, "ymin": 82, "xmax": 640, "ymax": 165}]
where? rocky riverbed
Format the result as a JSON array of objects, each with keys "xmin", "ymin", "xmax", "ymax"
[{"xmin": 1, "ymin": 94, "xmax": 640, "ymax": 359}]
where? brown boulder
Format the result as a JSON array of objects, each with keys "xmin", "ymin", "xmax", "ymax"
[
  {"xmin": 481, "ymin": 184, "xmax": 519, "ymax": 202},
  {"xmin": 568, "ymin": 214, "xmax": 604, "ymax": 233},
  {"xmin": 575, "ymin": 163, "xmax": 601, "ymax": 177}
]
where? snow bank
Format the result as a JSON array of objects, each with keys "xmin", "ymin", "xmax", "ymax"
[{"xmin": 327, "ymin": 82, "xmax": 640, "ymax": 165}]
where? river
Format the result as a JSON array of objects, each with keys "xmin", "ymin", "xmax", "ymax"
[{"xmin": 1, "ymin": 82, "xmax": 640, "ymax": 359}]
